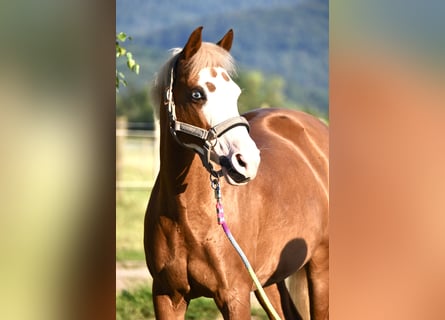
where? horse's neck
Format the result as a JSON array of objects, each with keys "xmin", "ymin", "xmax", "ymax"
[
  {"xmin": 158, "ymin": 122, "xmax": 209, "ymax": 193},
  {"xmin": 157, "ymin": 126, "xmax": 215, "ymax": 226}
]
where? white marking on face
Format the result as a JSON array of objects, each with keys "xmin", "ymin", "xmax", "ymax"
[
  {"xmin": 197, "ymin": 67, "xmax": 261, "ymax": 185},
  {"xmin": 197, "ymin": 66, "xmax": 241, "ymax": 126}
]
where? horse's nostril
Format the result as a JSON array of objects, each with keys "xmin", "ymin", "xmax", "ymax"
[
  {"xmin": 236, "ymin": 154, "xmax": 247, "ymax": 168},
  {"xmin": 219, "ymin": 154, "xmax": 251, "ymax": 184}
]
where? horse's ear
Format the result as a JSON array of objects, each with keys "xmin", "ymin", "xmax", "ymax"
[
  {"xmin": 216, "ymin": 29, "xmax": 234, "ymax": 52},
  {"xmin": 181, "ymin": 26, "xmax": 203, "ymax": 60}
]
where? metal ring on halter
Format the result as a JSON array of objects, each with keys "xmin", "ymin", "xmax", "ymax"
[{"xmin": 210, "ymin": 175, "xmax": 219, "ymax": 190}]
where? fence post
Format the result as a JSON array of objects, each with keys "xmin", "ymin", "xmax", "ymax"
[
  {"xmin": 116, "ymin": 116, "xmax": 127, "ymax": 197},
  {"xmin": 153, "ymin": 119, "xmax": 160, "ymax": 177}
]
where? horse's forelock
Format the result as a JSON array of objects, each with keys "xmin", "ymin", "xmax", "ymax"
[{"xmin": 185, "ymin": 42, "xmax": 236, "ymax": 79}]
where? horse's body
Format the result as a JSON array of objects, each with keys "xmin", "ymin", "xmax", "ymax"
[{"xmin": 144, "ymin": 27, "xmax": 329, "ymax": 320}]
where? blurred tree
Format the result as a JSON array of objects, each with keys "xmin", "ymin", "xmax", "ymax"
[
  {"xmin": 236, "ymin": 69, "xmax": 287, "ymax": 113},
  {"xmin": 236, "ymin": 70, "xmax": 265, "ymax": 112},
  {"xmin": 263, "ymin": 76, "xmax": 286, "ymax": 107},
  {"xmin": 116, "ymin": 88, "xmax": 154, "ymax": 125}
]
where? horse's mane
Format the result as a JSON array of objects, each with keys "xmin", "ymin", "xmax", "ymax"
[{"xmin": 151, "ymin": 42, "xmax": 237, "ymax": 119}]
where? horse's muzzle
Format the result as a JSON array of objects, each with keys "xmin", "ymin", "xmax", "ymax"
[{"xmin": 219, "ymin": 155, "xmax": 251, "ymax": 184}]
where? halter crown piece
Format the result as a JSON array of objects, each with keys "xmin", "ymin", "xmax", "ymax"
[{"xmin": 164, "ymin": 67, "xmax": 250, "ymax": 177}]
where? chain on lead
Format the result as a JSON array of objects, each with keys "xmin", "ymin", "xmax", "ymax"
[
  {"xmin": 210, "ymin": 174, "xmax": 221, "ymax": 199},
  {"xmin": 210, "ymin": 173, "xmax": 224, "ymax": 224}
]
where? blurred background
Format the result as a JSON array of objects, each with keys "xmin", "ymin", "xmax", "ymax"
[
  {"xmin": 2, "ymin": 0, "xmax": 444, "ymax": 319},
  {"xmin": 116, "ymin": 0, "xmax": 328, "ymax": 123}
]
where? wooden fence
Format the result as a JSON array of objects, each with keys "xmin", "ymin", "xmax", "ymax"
[{"xmin": 116, "ymin": 118, "xmax": 159, "ymax": 190}]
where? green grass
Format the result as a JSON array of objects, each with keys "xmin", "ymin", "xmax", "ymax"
[
  {"xmin": 116, "ymin": 189, "xmax": 150, "ymax": 261},
  {"xmin": 117, "ymin": 286, "xmax": 155, "ymax": 320},
  {"xmin": 117, "ymin": 134, "xmax": 156, "ymax": 261},
  {"xmin": 117, "ymin": 285, "xmax": 268, "ymax": 320}
]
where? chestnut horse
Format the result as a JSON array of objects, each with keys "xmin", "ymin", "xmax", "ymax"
[{"xmin": 144, "ymin": 27, "xmax": 329, "ymax": 320}]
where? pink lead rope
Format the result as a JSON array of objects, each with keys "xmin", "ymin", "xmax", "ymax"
[{"xmin": 211, "ymin": 177, "xmax": 281, "ymax": 320}]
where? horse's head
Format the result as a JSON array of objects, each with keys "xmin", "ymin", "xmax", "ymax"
[{"xmin": 160, "ymin": 26, "xmax": 260, "ymax": 186}]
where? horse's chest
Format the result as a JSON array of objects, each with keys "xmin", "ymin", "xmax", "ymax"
[
  {"xmin": 158, "ymin": 247, "xmax": 221, "ymax": 297},
  {"xmin": 152, "ymin": 221, "xmax": 221, "ymax": 295}
]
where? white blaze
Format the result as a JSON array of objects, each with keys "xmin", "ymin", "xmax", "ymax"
[{"xmin": 197, "ymin": 67, "xmax": 261, "ymax": 184}]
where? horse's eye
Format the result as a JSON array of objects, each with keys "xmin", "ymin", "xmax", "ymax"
[{"xmin": 191, "ymin": 90, "xmax": 203, "ymax": 100}]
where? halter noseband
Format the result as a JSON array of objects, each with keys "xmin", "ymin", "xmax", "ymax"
[{"xmin": 164, "ymin": 67, "xmax": 250, "ymax": 177}]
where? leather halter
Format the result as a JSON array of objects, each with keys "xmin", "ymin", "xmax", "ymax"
[{"xmin": 164, "ymin": 67, "xmax": 250, "ymax": 177}]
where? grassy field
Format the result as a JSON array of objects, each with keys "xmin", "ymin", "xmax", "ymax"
[
  {"xmin": 116, "ymin": 134, "xmax": 268, "ymax": 319},
  {"xmin": 116, "ymin": 134, "xmax": 155, "ymax": 261},
  {"xmin": 116, "ymin": 189, "xmax": 150, "ymax": 261},
  {"xmin": 117, "ymin": 285, "xmax": 268, "ymax": 320}
]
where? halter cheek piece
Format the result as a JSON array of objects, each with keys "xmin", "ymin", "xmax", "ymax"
[{"xmin": 164, "ymin": 68, "xmax": 250, "ymax": 177}]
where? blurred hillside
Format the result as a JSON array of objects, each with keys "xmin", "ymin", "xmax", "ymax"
[{"xmin": 116, "ymin": 0, "xmax": 328, "ymax": 123}]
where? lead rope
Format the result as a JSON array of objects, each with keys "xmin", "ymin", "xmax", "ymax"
[{"xmin": 210, "ymin": 175, "xmax": 282, "ymax": 320}]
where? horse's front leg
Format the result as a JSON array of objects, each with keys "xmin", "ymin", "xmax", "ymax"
[
  {"xmin": 214, "ymin": 286, "xmax": 252, "ymax": 319},
  {"xmin": 152, "ymin": 280, "xmax": 188, "ymax": 320}
]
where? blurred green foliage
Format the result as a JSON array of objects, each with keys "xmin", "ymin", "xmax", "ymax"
[
  {"xmin": 116, "ymin": 32, "xmax": 140, "ymax": 91},
  {"xmin": 116, "ymin": 88, "xmax": 154, "ymax": 124}
]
